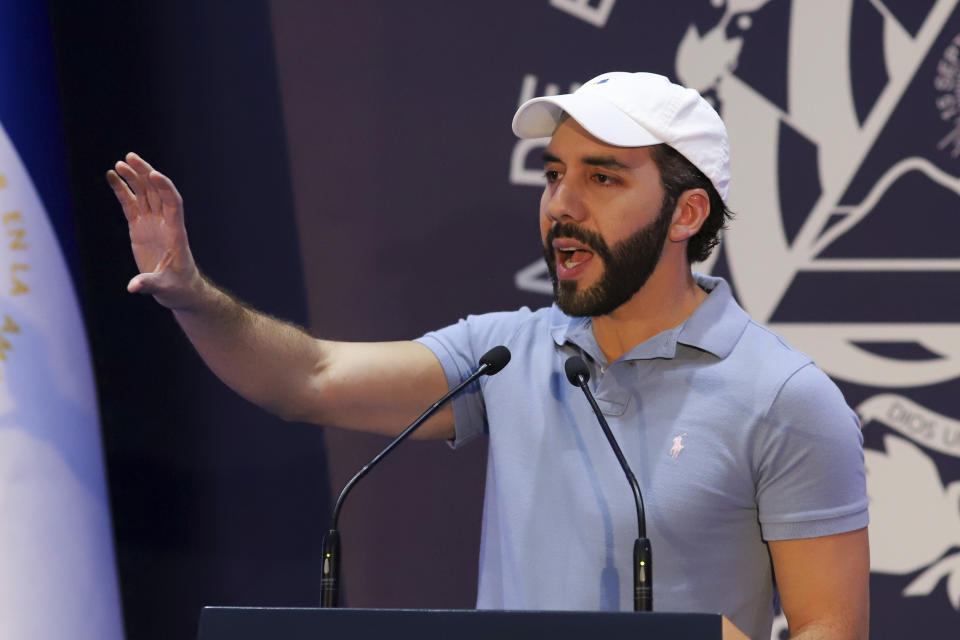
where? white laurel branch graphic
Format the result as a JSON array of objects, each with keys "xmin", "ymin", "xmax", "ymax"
[
  {"xmin": 865, "ymin": 434, "xmax": 960, "ymax": 609},
  {"xmin": 937, "ymin": 118, "xmax": 960, "ymax": 157},
  {"xmin": 903, "ymin": 552, "xmax": 960, "ymax": 609}
]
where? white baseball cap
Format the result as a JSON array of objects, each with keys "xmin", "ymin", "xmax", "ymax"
[{"xmin": 512, "ymin": 71, "xmax": 730, "ymax": 203}]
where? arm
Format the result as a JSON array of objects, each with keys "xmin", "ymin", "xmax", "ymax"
[
  {"xmin": 748, "ymin": 363, "xmax": 870, "ymax": 638},
  {"xmin": 770, "ymin": 528, "xmax": 870, "ymax": 639},
  {"xmin": 106, "ymin": 153, "xmax": 454, "ymax": 439},
  {"xmin": 720, "ymin": 528, "xmax": 869, "ymax": 640}
]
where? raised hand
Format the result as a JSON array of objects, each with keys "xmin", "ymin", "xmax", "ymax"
[
  {"xmin": 104, "ymin": 155, "xmax": 453, "ymax": 440},
  {"xmin": 106, "ymin": 153, "xmax": 203, "ymax": 310}
]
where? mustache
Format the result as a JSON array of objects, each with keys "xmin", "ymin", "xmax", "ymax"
[{"xmin": 544, "ymin": 222, "xmax": 611, "ymax": 260}]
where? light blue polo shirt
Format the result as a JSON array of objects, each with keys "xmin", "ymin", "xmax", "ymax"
[{"xmin": 416, "ymin": 275, "xmax": 868, "ymax": 640}]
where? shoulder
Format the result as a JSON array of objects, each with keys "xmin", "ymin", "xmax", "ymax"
[
  {"xmin": 704, "ymin": 288, "xmax": 857, "ymax": 438},
  {"xmin": 432, "ymin": 305, "xmax": 555, "ymax": 342},
  {"xmin": 702, "ymin": 309, "xmax": 824, "ymax": 423},
  {"xmin": 687, "ymin": 275, "xmax": 813, "ymax": 384},
  {"xmin": 765, "ymin": 360, "xmax": 859, "ymax": 435},
  {"xmin": 733, "ymin": 320, "xmax": 850, "ymax": 422},
  {"xmin": 745, "ymin": 327, "xmax": 863, "ymax": 488},
  {"xmin": 416, "ymin": 305, "xmax": 559, "ymax": 367}
]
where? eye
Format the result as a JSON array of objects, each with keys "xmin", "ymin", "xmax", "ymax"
[
  {"xmin": 593, "ymin": 173, "xmax": 614, "ymax": 185},
  {"xmin": 543, "ymin": 169, "xmax": 561, "ymax": 183}
]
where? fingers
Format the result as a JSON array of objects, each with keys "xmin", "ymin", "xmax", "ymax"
[
  {"xmin": 105, "ymin": 169, "xmax": 138, "ymax": 222},
  {"xmin": 113, "ymin": 156, "xmax": 145, "ymax": 197},
  {"xmin": 108, "ymin": 152, "xmax": 184, "ymax": 224},
  {"xmin": 148, "ymin": 170, "xmax": 185, "ymax": 225},
  {"xmin": 123, "ymin": 152, "xmax": 163, "ymax": 214},
  {"xmin": 112, "ymin": 158, "xmax": 148, "ymax": 221},
  {"xmin": 124, "ymin": 151, "xmax": 154, "ymax": 174}
]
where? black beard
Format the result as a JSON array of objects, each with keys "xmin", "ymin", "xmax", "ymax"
[{"xmin": 542, "ymin": 207, "xmax": 673, "ymax": 317}]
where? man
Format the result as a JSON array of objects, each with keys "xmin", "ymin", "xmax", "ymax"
[{"xmin": 107, "ymin": 72, "xmax": 869, "ymax": 639}]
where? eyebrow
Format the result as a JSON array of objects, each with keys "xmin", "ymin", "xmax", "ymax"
[
  {"xmin": 542, "ymin": 151, "xmax": 562, "ymax": 165},
  {"xmin": 542, "ymin": 151, "xmax": 631, "ymax": 170},
  {"xmin": 582, "ymin": 155, "xmax": 631, "ymax": 170}
]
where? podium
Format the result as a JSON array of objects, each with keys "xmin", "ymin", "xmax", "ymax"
[{"xmin": 196, "ymin": 607, "xmax": 722, "ymax": 639}]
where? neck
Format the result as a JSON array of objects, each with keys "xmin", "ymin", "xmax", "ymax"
[{"xmin": 590, "ymin": 250, "xmax": 707, "ymax": 363}]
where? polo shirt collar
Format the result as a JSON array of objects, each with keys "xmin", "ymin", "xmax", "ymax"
[{"xmin": 549, "ymin": 274, "xmax": 749, "ymax": 362}]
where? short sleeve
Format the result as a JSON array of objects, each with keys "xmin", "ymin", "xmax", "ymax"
[
  {"xmin": 416, "ymin": 308, "xmax": 535, "ymax": 448},
  {"xmin": 753, "ymin": 363, "xmax": 869, "ymax": 540}
]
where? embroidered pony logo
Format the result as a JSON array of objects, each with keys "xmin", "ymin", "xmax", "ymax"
[{"xmin": 669, "ymin": 433, "xmax": 687, "ymax": 459}]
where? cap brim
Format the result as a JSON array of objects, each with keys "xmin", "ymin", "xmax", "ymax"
[{"xmin": 512, "ymin": 93, "xmax": 663, "ymax": 147}]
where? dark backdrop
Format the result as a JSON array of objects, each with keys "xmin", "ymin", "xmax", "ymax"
[{"xmin": 46, "ymin": 3, "xmax": 330, "ymax": 639}]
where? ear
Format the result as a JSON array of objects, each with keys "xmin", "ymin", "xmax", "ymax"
[{"xmin": 668, "ymin": 188, "xmax": 710, "ymax": 243}]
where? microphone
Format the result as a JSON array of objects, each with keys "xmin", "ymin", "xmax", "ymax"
[
  {"xmin": 320, "ymin": 345, "xmax": 511, "ymax": 607},
  {"xmin": 564, "ymin": 356, "xmax": 653, "ymax": 612}
]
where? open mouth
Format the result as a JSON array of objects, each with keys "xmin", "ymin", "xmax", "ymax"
[
  {"xmin": 552, "ymin": 239, "xmax": 596, "ymax": 277},
  {"xmin": 557, "ymin": 247, "xmax": 594, "ymax": 269}
]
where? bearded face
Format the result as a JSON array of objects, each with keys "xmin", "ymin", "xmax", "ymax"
[{"xmin": 543, "ymin": 204, "xmax": 673, "ymax": 317}]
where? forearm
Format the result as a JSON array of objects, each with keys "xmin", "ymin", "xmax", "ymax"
[
  {"xmin": 109, "ymin": 154, "xmax": 453, "ymax": 437},
  {"xmin": 172, "ymin": 275, "xmax": 326, "ymax": 422}
]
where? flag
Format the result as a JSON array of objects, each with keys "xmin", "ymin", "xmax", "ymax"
[{"xmin": 0, "ymin": 3, "xmax": 124, "ymax": 638}]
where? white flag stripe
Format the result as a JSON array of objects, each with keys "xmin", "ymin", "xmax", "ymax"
[{"xmin": 0, "ymin": 119, "xmax": 124, "ymax": 638}]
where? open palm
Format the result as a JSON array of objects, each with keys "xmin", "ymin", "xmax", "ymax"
[{"xmin": 106, "ymin": 153, "xmax": 201, "ymax": 309}]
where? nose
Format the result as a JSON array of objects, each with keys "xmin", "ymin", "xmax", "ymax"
[{"xmin": 543, "ymin": 179, "xmax": 587, "ymax": 224}]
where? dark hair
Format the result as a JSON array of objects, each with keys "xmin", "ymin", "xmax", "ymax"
[{"xmin": 649, "ymin": 144, "xmax": 732, "ymax": 263}]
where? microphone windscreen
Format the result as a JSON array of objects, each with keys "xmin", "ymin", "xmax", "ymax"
[
  {"xmin": 479, "ymin": 345, "xmax": 511, "ymax": 375},
  {"xmin": 564, "ymin": 355, "xmax": 590, "ymax": 385}
]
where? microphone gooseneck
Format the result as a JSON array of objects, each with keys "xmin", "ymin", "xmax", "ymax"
[
  {"xmin": 564, "ymin": 355, "xmax": 653, "ymax": 612},
  {"xmin": 320, "ymin": 345, "xmax": 512, "ymax": 607}
]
